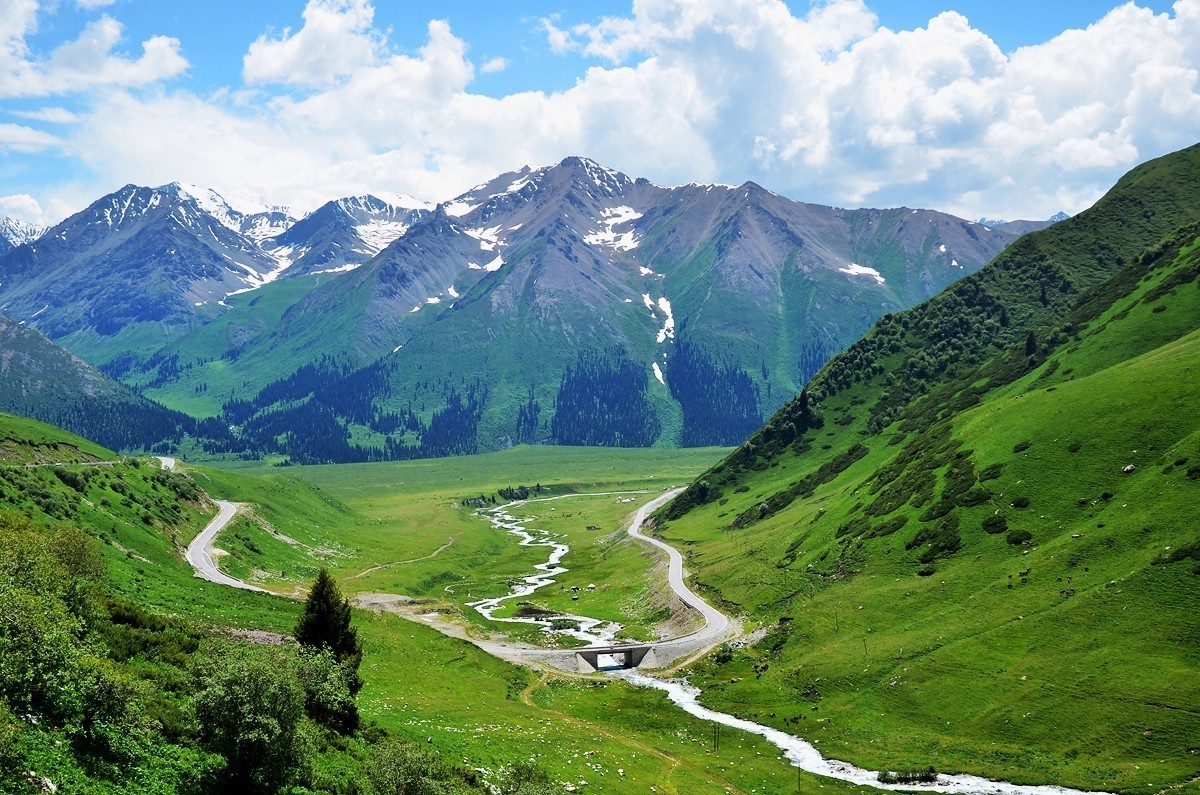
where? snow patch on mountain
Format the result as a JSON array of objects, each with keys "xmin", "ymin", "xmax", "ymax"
[
  {"xmin": 355, "ymin": 219, "xmax": 411, "ymax": 254},
  {"xmin": 838, "ymin": 263, "xmax": 885, "ymax": 285},
  {"xmin": 655, "ymin": 297, "xmax": 675, "ymax": 343},
  {"xmin": 504, "ymin": 176, "xmax": 533, "ymax": 195},
  {"xmin": 584, "ymin": 205, "xmax": 642, "ymax": 251},
  {"xmin": 309, "ymin": 262, "xmax": 360, "ymax": 275},
  {"xmin": 652, "ymin": 362, "xmax": 665, "ymax": 385},
  {"xmin": 465, "ymin": 226, "xmax": 503, "ymax": 251},
  {"xmin": 372, "ymin": 192, "xmax": 433, "ymax": 212},
  {"xmin": 484, "ymin": 254, "xmax": 504, "ymax": 272},
  {"xmin": 168, "ymin": 182, "xmax": 294, "ymax": 241},
  {"xmin": 444, "ymin": 200, "xmax": 479, "ymax": 217}
]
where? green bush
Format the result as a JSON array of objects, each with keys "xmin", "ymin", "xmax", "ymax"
[
  {"xmin": 193, "ymin": 643, "xmax": 310, "ymax": 791},
  {"xmin": 982, "ymin": 514, "xmax": 1008, "ymax": 535},
  {"xmin": 1007, "ymin": 529, "xmax": 1033, "ymax": 545},
  {"xmin": 296, "ymin": 647, "xmax": 360, "ymax": 734}
]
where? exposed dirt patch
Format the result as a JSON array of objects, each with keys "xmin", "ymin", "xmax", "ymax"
[
  {"xmin": 351, "ymin": 592, "xmax": 416, "ymax": 611},
  {"xmin": 221, "ymin": 628, "xmax": 291, "ymax": 645}
]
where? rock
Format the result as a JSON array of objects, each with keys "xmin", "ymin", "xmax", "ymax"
[
  {"xmin": 1123, "ymin": 464, "xmax": 1136, "ymax": 473},
  {"xmin": 23, "ymin": 773, "xmax": 56, "ymax": 793}
]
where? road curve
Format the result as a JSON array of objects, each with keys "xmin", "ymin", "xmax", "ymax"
[
  {"xmin": 185, "ymin": 500, "xmax": 270, "ymax": 593},
  {"xmin": 625, "ymin": 488, "xmax": 730, "ymax": 647}
]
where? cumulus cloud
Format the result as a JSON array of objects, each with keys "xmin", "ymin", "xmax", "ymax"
[
  {"xmin": 27, "ymin": 0, "xmax": 1200, "ymax": 224},
  {"xmin": 0, "ymin": 4, "xmax": 186, "ymax": 99},
  {"xmin": 0, "ymin": 193, "xmax": 47, "ymax": 224},
  {"xmin": 243, "ymin": 0, "xmax": 382, "ymax": 86}
]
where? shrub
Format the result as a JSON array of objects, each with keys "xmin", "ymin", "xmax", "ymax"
[
  {"xmin": 1013, "ymin": 441, "xmax": 1032, "ymax": 453},
  {"xmin": 1007, "ymin": 529, "xmax": 1033, "ymax": 545},
  {"xmin": 296, "ymin": 647, "xmax": 359, "ymax": 734},
  {"xmin": 982, "ymin": 514, "xmax": 1008, "ymax": 535},
  {"xmin": 193, "ymin": 644, "xmax": 310, "ymax": 791},
  {"xmin": 1010, "ymin": 496, "xmax": 1031, "ymax": 509}
]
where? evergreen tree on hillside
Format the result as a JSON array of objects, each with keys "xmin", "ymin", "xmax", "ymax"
[{"xmin": 295, "ymin": 570, "xmax": 362, "ymax": 692}]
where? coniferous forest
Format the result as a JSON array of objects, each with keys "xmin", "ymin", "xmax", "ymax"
[{"xmin": 550, "ymin": 350, "xmax": 660, "ymax": 447}]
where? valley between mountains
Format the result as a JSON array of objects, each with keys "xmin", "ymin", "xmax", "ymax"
[{"xmin": 0, "ymin": 142, "xmax": 1197, "ymax": 795}]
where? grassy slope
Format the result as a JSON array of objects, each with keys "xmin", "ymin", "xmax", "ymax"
[
  {"xmin": 132, "ymin": 275, "xmax": 328, "ymax": 417},
  {"xmin": 650, "ymin": 149, "xmax": 1200, "ymax": 792},
  {"xmin": 0, "ymin": 412, "xmax": 114, "ymax": 462}
]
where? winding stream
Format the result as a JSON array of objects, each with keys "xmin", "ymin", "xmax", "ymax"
[
  {"xmin": 467, "ymin": 493, "xmax": 1116, "ymax": 795},
  {"xmin": 466, "ymin": 494, "xmax": 643, "ymax": 646}
]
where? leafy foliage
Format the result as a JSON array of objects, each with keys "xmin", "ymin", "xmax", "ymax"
[{"xmin": 295, "ymin": 570, "xmax": 363, "ymax": 693}]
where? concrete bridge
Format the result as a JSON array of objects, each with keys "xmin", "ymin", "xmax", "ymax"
[{"xmin": 574, "ymin": 644, "xmax": 660, "ymax": 672}]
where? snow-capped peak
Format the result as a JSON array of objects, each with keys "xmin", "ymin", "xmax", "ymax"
[
  {"xmin": 160, "ymin": 181, "xmax": 295, "ymax": 242},
  {"xmin": 371, "ymin": 191, "xmax": 434, "ymax": 212},
  {"xmin": 0, "ymin": 217, "xmax": 47, "ymax": 247}
]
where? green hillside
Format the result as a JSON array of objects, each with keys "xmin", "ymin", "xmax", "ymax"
[
  {"xmin": 651, "ymin": 145, "xmax": 1200, "ymax": 792},
  {"xmin": 0, "ymin": 412, "xmax": 114, "ymax": 463}
]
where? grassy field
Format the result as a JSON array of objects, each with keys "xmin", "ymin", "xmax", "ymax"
[
  {"xmin": 194, "ymin": 444, "xmax": 906, "ymax": 793},
  {"xmin": 2, "ymin": 431, "xmax": 893, "ymax": 792},
  {"xmin": 209, "ymin": 446, "xmax": 725, "ymax": 605}
]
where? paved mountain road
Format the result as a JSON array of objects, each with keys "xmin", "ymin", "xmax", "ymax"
[
  {"xmin": 625, "ymin": 488, "xmax": 730, "ymax": 648},
  {"xmin": 185, "ymin": 499, "xmax": 269, "ymax": 593}
]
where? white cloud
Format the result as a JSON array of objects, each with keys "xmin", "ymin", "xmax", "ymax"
[
  {"xmin": 243, "ymin": 0, "xmax": 382, "ymax": 86},
  {"xmin": 0, "ymin": 6, "xmax": 186, "ymax": 99},
  {"xmin": 0, "ymin": 192, "xmax": 72, "ymax": 225},
  {"xmin": 11, "ymin": 106, "xmax": 79, "ymax": 123},
  {"xmin": 0, "ymin": 122, "xmax": 60, "ymax": 152},
  {"xmin": 26, "ymin": 0, "xmax": 1200, "ymax": 225},
  {"xmin": 481, "ymin": 56, "xmax": 508, "ymax": 74}
]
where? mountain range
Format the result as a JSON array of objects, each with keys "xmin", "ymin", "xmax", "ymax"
[{"xmin": 0, "ymin": 158, "xmax": 1066, "ymax": 460}]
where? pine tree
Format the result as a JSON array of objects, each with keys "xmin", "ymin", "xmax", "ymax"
[{"xmin": 295, "ymin": 569, "xmax": 362, "ymax": 692}]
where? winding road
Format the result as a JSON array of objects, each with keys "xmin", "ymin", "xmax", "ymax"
[
  {"xmin": 625, "ymin": 487, "xmax": 729, "ymax": 649},
  {"xmin": 185, "ymin": 499, "xmax": 269, "ymax": 593},
  {"xmin": 177, "ymin": 476, "xmax": 1116, "ymax": 795}
]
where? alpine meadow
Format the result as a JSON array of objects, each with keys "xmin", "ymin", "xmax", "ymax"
[{"xmin": 0, "ymin": 2, "xmax": 1198, "ymax": 794}]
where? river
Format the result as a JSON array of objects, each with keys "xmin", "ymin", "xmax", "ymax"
[{"xmin": 467, "ymin": 493, "xmax": 1116, "ymax": 795}]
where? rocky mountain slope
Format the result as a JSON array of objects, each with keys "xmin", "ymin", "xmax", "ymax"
[
  {"xmin": 263, "ymin": 193, "xmax": 431, "ymax": 277},
  {"xmin": 0, "ymin": 183, "xmax": 291, "ymax": 361},
  {"xmin": 0, "ymin": 216, "xmax": 46, "ymax": 253}
]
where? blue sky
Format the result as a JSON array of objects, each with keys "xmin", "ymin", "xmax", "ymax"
[{"xmin": 1, "ymin": 1, "xmax": 1197, "ymax": 225}]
